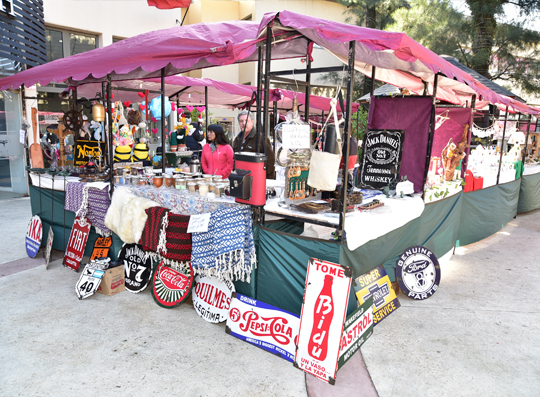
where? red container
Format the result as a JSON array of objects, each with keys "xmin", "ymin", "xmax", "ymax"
[{"xmin": 234, "ymin": 152, "xmax": 267, "ymax": 206}]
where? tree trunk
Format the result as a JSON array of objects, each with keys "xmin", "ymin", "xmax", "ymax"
[{"xmin": 466, "ymin": 0, "xmax": 499, "ymax": 79}]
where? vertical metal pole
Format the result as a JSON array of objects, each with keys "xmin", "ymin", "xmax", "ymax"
[
  {"xmin": 272, "ymin": 101, "xmax": 278, "ymax": 155},
  {"xmin": 255, "ymin": 45, "xmax": 264, "ymax": 154},
  {"xmin": 305, "ymin": 41, "xmax": 312, "ymax": 121},
  {"xmin": 370, "ymin": 66, "xmax": 376, "ymax": 96},
  {"xmin": 338, "ymin": 41, "xmax": 356, "ymax": 239},
  {"xmin": 101, "ymin": 82, "xmax": 107, "ymax": 168},
  {"xmin": 471, "ymin": 94, "xmax": 476, "ymax": 110},
  {"xmin": 421, "ymin": 73, "xmax": 439, "ymax": 200},
  {"xmin": 496, "ymin": 106, "xmax": 509, "ymax": 185},
  {"xmin": 205, "ymin": 86, "xmax": 209, "ymax": 132},
  {"xmin": 262, "ymin": 28, "xmax": 272, "ymax": 155},
  {"xmin": 161, "ymin": 68, "xmax": 166, "ymax": 174},
  {"xmin": 106, "ymin": 75, "xmax": 114, "ymax": 195},
  {"xmin": 521, "ymin": 114, "xmax": 533, "ymax": 166}
]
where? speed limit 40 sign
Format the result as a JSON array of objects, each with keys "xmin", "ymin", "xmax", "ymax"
[{"xmin": 76, "ymin": 265, "xmax": 105, "ymax": 300}]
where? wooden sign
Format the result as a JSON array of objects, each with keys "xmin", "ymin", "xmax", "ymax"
[
  {"xmin": 337, "ymin": 297, "xmax": 373, "ymax": 370},
  {"xmin": 43, "ymin": 227, "xmax": 54, "ymax": 269},
  {"xmin": 75, "ymin": 264, "xmax": 105, "ymax": 300},
  {"xmin": 73, "ymin": 139, "xmax": 106, "ymax": 167},
  {"xmin": 26, "ymin": 215, "xmax": 42, "ymax": 258},
  {"xmin": 151, "ymin": 261, "xmax": 193, "ymax": 308},
  {"xmin": 396, "ymin": 246, "xmax": 441, "ymax": 300},
  {"xmin": 353, "ymin": 266, "xmax": 400, "ymax": 326},
  {"xmin": 226, "ymin": 293, "xmax": 299, "ymax": 363},
  {"xmin": 119, "ymin": 243, "xmax": 152, "ymax": 294},
  {"xmin": 90, "ymin": 236, "xmax": 113, "ymax": 260},
  {"xmin": 64, "ymin": 216, "xmax": 91, "ymax": 272},
  {"xmin": 359, "ymin": 129, "xmax": 405, "ymax": 190},
  {"xmin": 193, "ymin": 276, "xmax": 235, "ymax": 323},
  {"xmin": 295, "ymin": 258, "xmax": 352, "ymax": 385}
]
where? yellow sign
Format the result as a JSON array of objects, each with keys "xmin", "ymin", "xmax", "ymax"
[
  {"xmin": 353, "ymin": 266, "xmax": 400, "ymax": 326},
  {"xmin": 74, "ymin": 140, "xmax": 106, "ymax": 166}
]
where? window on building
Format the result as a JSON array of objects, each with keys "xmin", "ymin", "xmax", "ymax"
[
  {"xmin": 46, "ymin": 29, "xmax": 64, "ymax": 62},
  {"xmin": 45, "ymin": 28, "xmax": 98, "ymax": 61},
  {"xmin": 113, "ymin": 37, "xmax": 126, "ymax": 43}
]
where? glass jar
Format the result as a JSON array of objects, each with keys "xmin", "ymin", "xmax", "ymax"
[
  {"xmin": 203, "ymin": 174, "xmax": 213, "ymax": 183},
  {"xmin": 198, "ymin": 182, "xmax": 209, "ymax": 196},
  {"xmin": 131, "ymin": 176, "xmax": 140, "ymax": 186},
  {"xmin": 208, "ymin": 182, "xmax": 216, "ymax": 193},
  {"xmin": 187, "ymin": 181, "xmax": 197, "ymax": 194},
  {"xmin": 215, "ymin": 182, "xmax": 228, "ymax": 197},
  {"xmin": 175, "ymin": 176, "xmax": 187, "ymax": 189}
]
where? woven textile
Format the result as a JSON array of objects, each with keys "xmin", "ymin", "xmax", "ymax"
[
  {"xmin": 164, "ymin": 213, "xmax": 192, "ymax": 263},
  {"xmin": 191, "ymin": 207, "xmax": 256, "ymax": 282},
  {"xmin": 139, "ymin": 206, "xmax": 169, "ymax": 253},
  {"xmin": 65, "ymin": 182, "xmax": 111, "ymax": 235}
]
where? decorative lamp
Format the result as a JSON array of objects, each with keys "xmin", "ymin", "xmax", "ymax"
[{"xmin": 92, "ymin": 102, "xmax": 105, "ymax": 122}]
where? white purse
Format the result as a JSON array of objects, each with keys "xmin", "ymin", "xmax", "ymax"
[{"xmin": 307, "ymin": 97, "xmax": 344, "ymax": 191}]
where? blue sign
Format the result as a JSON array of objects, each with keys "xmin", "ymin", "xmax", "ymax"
[{"xmin": 26, "ymin": 215, "xmax": 42, "ymax": 258}]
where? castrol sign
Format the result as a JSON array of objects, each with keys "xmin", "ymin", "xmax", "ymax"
[
  {"xmin": 295, "ymin": 258, "xmax": 352, "ymax": 385},
  {"xmin": 226, "ymin": 293, "xmax": 299, "ymax": 363},
  {"xmin": 193, "ymin": 276, "xmax": 235, "ymax": 323}
]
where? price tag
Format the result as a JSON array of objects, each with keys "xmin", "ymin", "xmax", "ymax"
[
  {"xmin": 187, "ymin": 213, "xmax": 211, "ymax": 233},
  {"xmin": 282, "ymin": 124, "xmax": 311, "ymax": 149}
]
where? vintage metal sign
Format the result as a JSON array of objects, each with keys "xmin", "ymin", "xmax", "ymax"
[
  {"xmin": 396, "ymin": 246, "xmax": 441, "ymax": 300},
  {"xmin": 75, "ymin": 264, "xmax": 105, "ymax": 300},
  {"xmin": 354, "ymin": 265, "xmax": 400, "ymax": 326},
  {"xmin": 193, "ymin": 276, "xmax": 235, "ymax": 323},
  {"xmin": 73, "ymin": 140, "xmax": 106, "ymax": 167},
  {"xmin": 337, "ymin": 297, "xmax": 373, "ymax": 370},
  {"xmin": 64, "ymin": 216, "xmax": 91, "ymax": 272},
  {"xmin": 90, "ymin": 236, "xmax": 113, "ymax": 260},
  {"xmin": 359, "ymin": 129, "xmax": 405, "ymax": 190},
  {"xmin": 295, "ymin": 258, "xmax": 352, "ymax": 385},
  {"xmin": 151, "ymin": 261, "xmax": 193, "ymax": 308},
  {"xmin": 119, "ymin": 243, "xmax": 152, "ymax": 294},
  {"xmin": 43, "ymin": 227, "xmax": 54, "ymax": 269},
  {"xmin": 226, "ymin": 293, "xmax": 299, "ymax": 363},
  {"xmin": 26, "ymin": 215, "xmax": 42, "ymax": 258}
]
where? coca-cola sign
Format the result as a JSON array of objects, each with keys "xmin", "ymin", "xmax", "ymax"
[
  {"xmin": 193, "ymin": 276, "xmax": 235, "ymax": 323},
  {"xmin": 295, "ymin": 258, "xmax": 352, "ymax": 385},
  {"xmin": 226, "ymin": 293, "xmax": 299, "ymax": 363},
  {"xmin": 64, "ymin": 217, "xmax": 91, "ymax": 272},
  {"xmin": 151, "ymin": 261, "xmax": 193, "ymax": 308}
]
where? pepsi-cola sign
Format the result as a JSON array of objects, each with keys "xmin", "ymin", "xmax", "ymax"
[
  {"xmin": 295, "ymin": 258, "xmax": 352, "ymax": 385},
  {"xmin": 396, "ymin": 246, "xmax": 441, "ymax": 300},
  {"xmin": 226, "ymin": 293, "xmax": 299, "ymax": 363},
  {"xmin": 26, "ymin": 215, "xmax": 42, "ymax": 258},
  {"xmin": 193, "ymin": 276, "xmax": 235, "ymax": 323}
]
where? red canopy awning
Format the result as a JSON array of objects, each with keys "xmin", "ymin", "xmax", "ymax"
[{"xmin": 148, "ymin": 0, "xmax": 191, "ymax": 9}]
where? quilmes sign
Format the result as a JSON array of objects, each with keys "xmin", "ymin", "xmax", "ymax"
[
  {"xmin": 193, "ymin": 276, "xmax": 235, "ymax": 323},
  {"xmin": 226, "ymin": 293, "xmax": 299, "ymax": 363},
  {"xmin": 359, "ymin": 129, "xmax": 405, "ymax": 190},
  {"xmin": 74, "ymin": 140, "xmax": 106, "ymax": 167},
  {"xmin": 353, "ymin": 265, "xmax": 400, "ymax": 326}
]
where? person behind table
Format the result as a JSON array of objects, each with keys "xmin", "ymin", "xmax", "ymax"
[
  {"xmin": 201, "ymin": 124, "xmax": 234, "ymax": 179},
  {"xmin": 232, "ymin": 110, "xmax": 275, "ymax": 179}
]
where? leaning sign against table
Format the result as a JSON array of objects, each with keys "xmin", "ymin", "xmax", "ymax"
[{"xmin": 294, "ymin": 258, "xmax": 352, "ymax": 385}]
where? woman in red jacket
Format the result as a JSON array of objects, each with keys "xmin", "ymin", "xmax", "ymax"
[{"xmin": 201, "ymin": 124, "xmax": 234, "ymax": 179}]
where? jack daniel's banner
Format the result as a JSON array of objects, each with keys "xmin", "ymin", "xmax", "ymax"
[
  {"xmin": 359, "ymin": 129, "xmax": 405, "ymax": 190},
  {"xmin": 74, "ymin": 140, "xmax": 107, "ymax": 167}
]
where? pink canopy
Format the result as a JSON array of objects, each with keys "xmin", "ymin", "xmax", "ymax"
[
  {"xmin": 0, "ymin": 10, "xmax": 537, "ymax": 115},
  {"xmin": 257, "ymin": 11, "xmax": 539, "ymax": 115},
  {"xmin": 76, "ymin": 75, "xmax": 360, "ymax": 115}
]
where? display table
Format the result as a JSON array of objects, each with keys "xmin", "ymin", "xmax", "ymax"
[
  {"xmin": 264, "ymin": 194, "xmax": 425, "ymax": 251},
  {"xmin": 124, "ymin": 185, "xmax": 249, "ymax": 215},
  {"xmin": 29, "ymin": 172, "xmax": 81, "ymax": 191}
]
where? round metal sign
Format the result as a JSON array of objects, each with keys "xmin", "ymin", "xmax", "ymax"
[
  {"xmin": 119, "ymin": 243, "xmax": 153, "ymax": 294},
  {"xmin": 151, "ymin": 261, "xmax": 193, "ymax": 308},
  {"xmin": 26, "ymin": 215, "xmax": 42, "ymax": 258},
  {"xmin": 396, "ymin": 246, "xmax": 441, "ymax": 300},
  {"xmin": 192, "ymin": 276, "xmax": 235, "ymax": 323}
]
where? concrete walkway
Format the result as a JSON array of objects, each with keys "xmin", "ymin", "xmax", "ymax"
[{"xmin": 1, "ymin": 195, "xmax": 539, "ymax": 396}]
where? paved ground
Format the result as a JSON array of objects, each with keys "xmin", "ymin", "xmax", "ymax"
[{"xmin": 1, "ymin": 195, "xmax": 539, "ymax": 396}]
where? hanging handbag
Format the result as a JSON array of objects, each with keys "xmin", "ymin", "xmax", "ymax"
[{"xmin": 307, "ymin": 96, "xmax": 344, "ymax": 191}]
